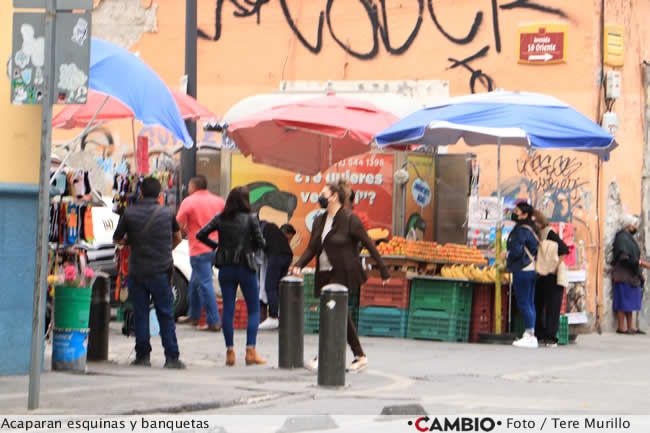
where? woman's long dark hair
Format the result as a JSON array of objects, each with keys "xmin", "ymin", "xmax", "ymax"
[{"xmin": 221, "ymin": 186, "xmax": 252, "ymax": 219}]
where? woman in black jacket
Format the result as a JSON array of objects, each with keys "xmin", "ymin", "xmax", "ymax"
[
  {"xmin": 197, "ymin": 186, "xmax": 266, "ymax": 366},
  {"xmin": 533, "ymin": 211, "xmax": 570, "ymax": 347},
  {"xmin": 292, "ymin": 183, "xmax": 390, "ymax": 372}
]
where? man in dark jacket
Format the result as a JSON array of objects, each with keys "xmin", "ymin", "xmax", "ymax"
[
  {"xmin": 259, "ymin": 223, "xmax": 296, "ymax": 330},
  {"xmin": 113, "ymin": 177, "xmax": 185, "ymax": 369}
]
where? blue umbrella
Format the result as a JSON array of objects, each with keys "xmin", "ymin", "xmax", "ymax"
[
  {"xmin": 89, "ymin": 38, "xmax": 192, "ymax": 147},
  {"xmin": 375, "ymin": 90, "xmax": 617, "ymax": 334},
  {"xmin": 375, "ymin": 90, "xmax": 617, "ymax": 158}
]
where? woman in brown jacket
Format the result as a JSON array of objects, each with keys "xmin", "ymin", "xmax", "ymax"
[{"xmin": 292, "ymin": 183, "xmax": 390, "ymax": 372}]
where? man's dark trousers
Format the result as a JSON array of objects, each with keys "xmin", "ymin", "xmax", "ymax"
[
  {"xmin": 128, "ymin": 273, "xmax": 180, "ymax": 360},
  {"xmin": 265, "ymin": 255, "xmax": 293, "ymax": 318}
]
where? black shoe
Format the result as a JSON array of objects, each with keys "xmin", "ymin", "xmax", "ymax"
[
  {"xmin": 131, "ymin": 357, "xmax": 151, "ymax": 367},
  {"xmin": 164, "ymin": 359, "xmax": 187, "ymax": 369}
]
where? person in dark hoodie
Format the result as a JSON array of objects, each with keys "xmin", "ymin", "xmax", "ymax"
[
  {"xmin": 532, "ymin": 210, "xmax": 569, "ymax": 347},
  {"xmin": 611, "ymin": 214, "xmax": 650, "ymax": 335},
  {"xmin": 506, "ymin": 202, "xmax": 540, "ymax": 349}
]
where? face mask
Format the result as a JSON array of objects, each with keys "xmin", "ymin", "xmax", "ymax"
[
  {"xmin": 318, "ymin": 195, "xmax": 330, "ymax": 209},
  {"xmin": 511, "ymin": 213, "xmax": 519, "ymax": 222}
]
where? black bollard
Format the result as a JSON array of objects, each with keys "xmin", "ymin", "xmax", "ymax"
[
  {"xmin": 278, "ymin": 276, "xmax": 304, "ymax": 369},
  {"xmin": 87, "ymin": 274, "xmax": 110, "ymax": 361},
  {"xmin": 318, "ymin": 284, "xmax": 348, "ymax": 388}
]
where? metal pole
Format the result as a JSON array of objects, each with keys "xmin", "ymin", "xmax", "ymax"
[
  {"xmin": 494, "ymin": 138, "xmax": 503, "ymax": 334},
  {"xmin": 318, "ymin": 284, "xmax": 348, "ymax": 388},
  {"xmin": 278, "ymin": 276, "xmax": 304, "ymax": 369},
  {"xmin": 181, "ymin": 0, "xmax": 198, "ymax": 198},
  {"xmin": 28, "ymin": 0, "xmax": 57, "ymax": 410}
]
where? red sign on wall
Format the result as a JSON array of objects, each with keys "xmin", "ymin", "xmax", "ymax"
[{"xmin": 518, "ymin": 24, "xmax": 567, "ymax": 65}]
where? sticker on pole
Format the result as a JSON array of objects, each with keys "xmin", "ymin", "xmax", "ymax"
[
  {"xmin": 411, "ymin": 178, "xmax": 431, "ymax": 207},
  {"xmin": 326, "ymin": 300, "xmax": 336, "ymax": 310}
]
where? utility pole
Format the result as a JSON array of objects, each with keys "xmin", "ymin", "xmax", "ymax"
[
  {"xmin": 181, "ymin": 0, "xmax": 198, "ymax": 197},
  {"xmin": 12, "ymin": 0, "xmax": 92, "ymax": 410}
]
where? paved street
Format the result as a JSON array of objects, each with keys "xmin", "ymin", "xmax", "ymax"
[{"xmin": 1, "ymin": 322, "xmax": 649, "ymax": 416}]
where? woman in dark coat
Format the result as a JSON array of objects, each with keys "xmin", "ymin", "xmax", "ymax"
[
  {"xmin": 533, "ymin": 211, "xmax": 570, "ymax": 347},
  {"xmin": 611, "ymin": 214, "xmax": 650, "ymax": 334},
  {"xmin": 292, "ymin": 183, "xmax": 390, "ymax": 372}
]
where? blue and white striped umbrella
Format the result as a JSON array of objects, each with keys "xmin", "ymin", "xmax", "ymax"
[{"xmin": 375, "ymin": 90, "xmax": 617, "ymax": 159}]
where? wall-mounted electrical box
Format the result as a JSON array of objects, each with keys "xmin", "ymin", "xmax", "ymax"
[
  {"xmin": 602, "ymin": 111, "xmax": 619, "ymax": 135},
  {"xmin": 606, "ymin": 70, "xmax": 621, "ymax": 99}
]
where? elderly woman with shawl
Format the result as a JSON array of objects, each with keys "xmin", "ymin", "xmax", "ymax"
[{"xmin": 611, "ymin": 214, "xmax": 650, "ymax": 334}]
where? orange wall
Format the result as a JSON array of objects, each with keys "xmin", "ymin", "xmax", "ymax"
[{"xmin": 97, "ymin": 0, "xmax": 649, "ymax": 317}]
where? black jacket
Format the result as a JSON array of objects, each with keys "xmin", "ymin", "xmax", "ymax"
[
  {"xmin": 295, "ymin": 208, "xmax": 389, "ymax": 296},
  {"xmin": 196, "ymin": 212, "xmax": 266, "ymax": 269}
]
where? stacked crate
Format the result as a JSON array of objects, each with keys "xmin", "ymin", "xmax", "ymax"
[
  {"xmin": 469, "ymin": 283, "xmax": 510, "ymax": 342},
  {"xmin": 358, "ymin": 277, "xmax": 410, "ymax": 338},
  {"xmin": 217, "ymin": 298, "xmax": 249, "ymax": 329},
  {"xmin": 557, "ymin": 315, "xmax": 569, "ymax": 345},
  {"xmin": 302, "ymin": 272, "xmax": 360, "ymax": 334},
  {"xmin": 303, "ymin": 272, "xmax": 320, "ymax": 334},
  {"xmin": 407, "ymin": 278, "xmax": 473, "ymax": 342}
]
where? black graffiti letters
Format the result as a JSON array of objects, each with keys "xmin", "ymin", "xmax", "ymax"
[
  {"xmin": 427, "ymin": 0, "xmax": 483, "ymax": 45},
  {"xmin": 198, "ymin": 0, "xmax": 567, "ymax": 91},
  {"xmin": 517, "ymin": 153, "xmax": 588, "ymax": 204},
  {"xmin": 500, "ymin": 0, "xmax": 569, "ymax": 18},
  {"xmin": 378, "ymin": 0, "xmax": 424, "ymax": 55},
  {"xmin": 447, "ymin": 46, "xmax": 495, "ymax": 93},
  {"xmin": 326, "ymin": 0, "xmax": 379, "ymax": 60},
  {"xmin": 279, "ymin": 0, "xmax": 325, "ymax": 54}
]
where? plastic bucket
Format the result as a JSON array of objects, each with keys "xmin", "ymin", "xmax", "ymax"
[
  {"xmin": 54, "ymin": 286, "xmax": 92, "ymax": 329},
  {"xmin": 52, "ymin": 328, "xmax": 89, "ymax": 373}
]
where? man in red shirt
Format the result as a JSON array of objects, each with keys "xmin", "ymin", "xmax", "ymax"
[{"xmin": 176, "ymin": 176, "xmax": 225, "ymax": 331}]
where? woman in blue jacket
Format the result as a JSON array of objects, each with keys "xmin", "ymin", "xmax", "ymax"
[{"xmin": 506, "ymin": 202, "xmax": 540, "ymax": 348}]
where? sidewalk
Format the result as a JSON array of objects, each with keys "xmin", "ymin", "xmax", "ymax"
[{"xmin": 1, "ymin": 322, "xmax": 649, "ymax": 415}]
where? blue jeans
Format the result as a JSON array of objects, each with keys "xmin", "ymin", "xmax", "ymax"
[
  {"xmin": 513, "ymin": 270, "xmax": 537, "ymax": 331},
  {"xmin": 188, "ymin": 252, "xmax": 220, "ymax": 326},
  {"xmin": 218, "ymin": 265, "xmax": 260, "ymax": 347},
  {"xmin": 128, "ymin": 273, "xmax": 180, "ymax": 360}
]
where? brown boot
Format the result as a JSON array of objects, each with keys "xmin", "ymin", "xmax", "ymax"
[
  {"xmin": 226, "ymin": 348, "xmax": 236, "ymax": 367},
  {"xmin": 245, "ymin": 347, "xmax": 266, "ymax": 366}
]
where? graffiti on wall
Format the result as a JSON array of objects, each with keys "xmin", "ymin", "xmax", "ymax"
[
  {"xmin": 495, "ymin": 151, "xmax": 592, "ymax": 314},
  {"xmin": 498, "ymin": 152, "xmax": 589, "ymax": 222},
  {"xmin": 197, "ymin": 0, "xmax": 568, "ymax": 93}
]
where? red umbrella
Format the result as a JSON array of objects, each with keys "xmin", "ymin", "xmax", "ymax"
[
  {"xmin": 227, "ymin": 94, "xmax": 398, "ymax": 175},
  {"xmin": 52, "ymin": 89, "xmax": 216, "ymax": 129}
]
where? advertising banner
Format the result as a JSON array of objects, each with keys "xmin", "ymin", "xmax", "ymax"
[
  {"xmin": 231, "ymin": 152, "xmax": 394, "ymax": 258},
  {"xmin": 403, "ymin": 154, "xmax": 435, "ymax": 242}
]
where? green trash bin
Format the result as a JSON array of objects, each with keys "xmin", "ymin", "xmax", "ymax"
[{"xmin": 54, "ymin": 286, "xmax": 92, "ymax": 329}]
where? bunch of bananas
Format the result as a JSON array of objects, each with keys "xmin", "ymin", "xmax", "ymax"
[{"xmin": 440, "ymin": 265, "xmax": 510, "ymax": 284}]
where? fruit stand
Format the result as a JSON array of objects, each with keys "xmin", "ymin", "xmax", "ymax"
[{"xmin": 354, "ymin": 237, "xmax": 511, "ymax": 343}]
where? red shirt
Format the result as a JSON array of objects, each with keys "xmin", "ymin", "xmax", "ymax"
[{"xmin": 176, "ymin": 190, "xmax": 225, "ymax": 256}]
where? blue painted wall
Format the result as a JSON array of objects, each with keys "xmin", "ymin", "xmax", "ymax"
[{"xmin": 0, "ymin": 183, "xmax": 40, "ymax": 375}]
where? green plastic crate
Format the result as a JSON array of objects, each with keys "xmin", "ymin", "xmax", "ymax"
[
  {"xmin": 303, "ymin": 273, "xmax": 317, "ymax": 300},
  {"xmin": 304, "ymin": 299, "xmax": 320, "ymax": 334},
  {"xmin": 302, "ymin": 290, "xmax": 358, "ymax": 333},
  {"xmin": 359, "ymin": 307, "xmax": 409, "ymax": 338},
  {"xmin": 409, "ymin": 278, "xmax": 473, "ymax": 314},
  {"xmin": 557, "ymin": 315, "xmax": 569, "ymax": 345},
  {"xmin": 407, "ymin": 309, "xmax": 471, "ymax": 342}
]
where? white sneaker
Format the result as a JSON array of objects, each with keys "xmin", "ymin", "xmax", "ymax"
[
  {"xmin": 258, "ymin": 317, "xmax": 279, "ymax": 330},
  {"xmin": 306, "ymin": 356, "xmax": 318, "ymax": 372},
  {"xmin": 513, "ymin": 333, "xmax": 539, "ymax": 349},
  {"xmin": 347, "ymin": 356, "xmax": 368, "ymax": 373}
]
